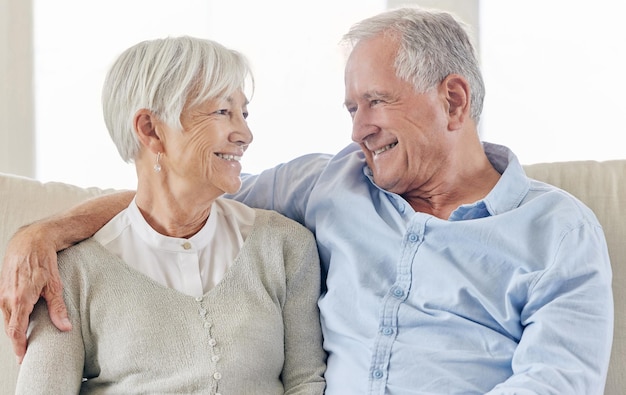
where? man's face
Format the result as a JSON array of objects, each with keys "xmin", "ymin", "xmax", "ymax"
[{"xmin": 344, "ymin": 34, "xmax": 451, "ymax": 197}]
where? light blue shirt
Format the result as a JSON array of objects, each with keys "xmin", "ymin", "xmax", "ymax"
[{"xmin": 232, "ymin": 142, "xmax": 613, "ymax": 394}]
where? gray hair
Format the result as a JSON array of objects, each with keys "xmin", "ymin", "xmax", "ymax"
[
  {"xmin": 102, "ymin": 36, "xmax": 254, "ymax": 162},
  {"xmin": 341, "ymin": 7, "xmax": 485, "ymax": 121}
]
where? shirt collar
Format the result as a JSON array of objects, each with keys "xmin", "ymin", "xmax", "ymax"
[
  {"xmin": 127, "ymin": 198, "xmax": 218, "ymax": 251},
  {"xmin": 475, "ymin": 142, "xmax": 531, "ymax": 217},
  {"xmin": 362, "ymin": 142, "xmax": 531, "ymax": 220}
]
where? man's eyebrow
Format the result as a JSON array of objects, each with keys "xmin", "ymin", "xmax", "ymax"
[
  {"xmin": 367, "ymin": 90, "xmax": 392, "ymax": 100},
  {"xmin": 344, "ymin": 90, "xmax": 391, "ymax": 107}
]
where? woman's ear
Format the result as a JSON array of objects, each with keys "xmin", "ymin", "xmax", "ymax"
[
  {"xmin": 134, "ymin": 109, "xmax": 164, "ymax": 154},
  {"xmin": 442, "ymin": 74, "xmax": 470, "ymax": 131}
]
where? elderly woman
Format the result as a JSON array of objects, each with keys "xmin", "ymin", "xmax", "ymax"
[{"xmin": 15, "ymin": 36, "xmax": 326, "ymax": 394}]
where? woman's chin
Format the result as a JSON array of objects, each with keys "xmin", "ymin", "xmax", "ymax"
[{"xmin": 221, "ymin": 179, "xmax": 242, "ymax": 196}]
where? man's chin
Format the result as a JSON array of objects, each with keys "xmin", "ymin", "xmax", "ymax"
[{"xmin": 372, "ymin": 174, "xmax": 395, "ymax": 192}]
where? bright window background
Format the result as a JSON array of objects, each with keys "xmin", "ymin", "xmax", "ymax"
[
  {"xmin": 34, "ymin": 1, "xmax": 626, "ymax": 190},
  {"xmin": 479, "ymin": 0, "xmax": 626, "ymax": 165},
  {"xmin": 34, "ymin": 0, "xmax": 385, "ymax": 189}
]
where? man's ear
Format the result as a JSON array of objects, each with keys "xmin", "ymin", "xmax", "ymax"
[
  {"xmin": 442, "ymin": 74, "xmax": 470, "ymax": 131},
  {"xmin": 134, "ymin": 109, "xmax": 164, "ymax": 154}
]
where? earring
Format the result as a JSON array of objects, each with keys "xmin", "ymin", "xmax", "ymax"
[{"xmin": 154, "ymin": 152, "xmax": 162, "ymax": 173}]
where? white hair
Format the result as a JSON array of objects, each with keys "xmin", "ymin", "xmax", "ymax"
[
  {"xmin": 102, "ymin": 36, "xmax": 254, "ymax": 162},
  {"xmin": 342, "ymin": 7, "xmax": 485, "ymax": 121}
]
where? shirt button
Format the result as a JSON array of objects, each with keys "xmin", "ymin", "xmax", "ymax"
[
  {"xmin": 199, "ymin": 309, "xmax": 207, "ymax": 317},
  {"xmin": 204, "ymin": 322, "xmax": 211, "ymax": 329},
  {"xmin": 212, "ymin": 355, "xmax": 220, "ymax": 362},
  {"xmin": 373, "ymin": 369, "xmax": 384, "ymax": 379},
  {"xmin": 382, "ymin": 327, "xmax": 394, "ymax": 336},
  {"xmin": 209, "ymin": 339, "xmax": 217, "ymax": 346},
  {"xmin": 195, "ymin": 296, "xmax": 203, "ymax": 302},
  {"xmin": 408, "ymin": 233, "xmax": 419, "ymax": 242},
  {"xmin": 393, "ymin": 288, "xmax": 405, "ymax": 298},
  {"xmin": 213, "ymin": 372, "xmax": 222, "ymax": 380},
  {"xmin": 182, "ymin": 241, "xmax": 192, "ymax": 250}
]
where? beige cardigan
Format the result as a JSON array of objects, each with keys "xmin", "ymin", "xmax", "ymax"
[{"xmin": 16, "ymin": 209, "xmax": 326, "ymax": 394}]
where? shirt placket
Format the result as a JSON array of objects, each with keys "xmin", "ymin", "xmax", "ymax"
[
  {"xmin": 177, "ymin": 241, "xmax": 204, "ymax": 298},
  {"xmin": 369, "ymin": 219, "xmax": 423, "ymax": 394}
]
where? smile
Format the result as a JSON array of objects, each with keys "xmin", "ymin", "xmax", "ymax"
[
  {"xmin": 215, "ymin": 153, "xmax": 242, "ymax": 162},
  {"xmin": 373, "ymin": 143, "xmax": 397, "ymax": 156}
]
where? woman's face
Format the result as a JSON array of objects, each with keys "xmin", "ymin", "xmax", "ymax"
[{"xmin": 157, "ymin": 89, "xmax": 252, "ymax": 197}]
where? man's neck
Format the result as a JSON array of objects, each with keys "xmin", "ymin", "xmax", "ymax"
[{"xmin": 403, "ymin": 151, "xmax": 501, "ymax": 220}]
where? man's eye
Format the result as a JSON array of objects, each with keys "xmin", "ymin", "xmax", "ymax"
[
  {"xmin": 215, "ymin": 109, "xmax": 229, "ymax": 115},
  {"xmin": 346, "ymin": 106, "xmax": 357, "ymax": 116},
  {"xmin": 370, "ymin": 99, "xmax": 383, "ymax": 107}
]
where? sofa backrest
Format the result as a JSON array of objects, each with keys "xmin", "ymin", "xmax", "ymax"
[{"xmin": 0, "ymin": 161, "xmax": 624, "ymax": 394}]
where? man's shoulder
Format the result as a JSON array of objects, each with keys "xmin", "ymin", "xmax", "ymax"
[{"xmin": 526, "ymin": 179, "xmax": 602, "ymax": 227}]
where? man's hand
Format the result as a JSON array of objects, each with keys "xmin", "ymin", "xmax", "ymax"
[
  {"xmin": 0, "ymin": 224, "xmax": 71, "ymax": 364},
  {"xmin": 0, "ymin": 190, "xmax": 134, "ymax": 364}
]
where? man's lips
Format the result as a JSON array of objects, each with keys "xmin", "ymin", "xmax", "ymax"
[{"xmin": 373, "ymin": 142, "xmax": 397, "ymax": 156}]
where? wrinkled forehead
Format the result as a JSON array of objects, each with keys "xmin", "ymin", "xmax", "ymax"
[{"xmin": 345, "ymin": 34, "xmax": 399, "ymax": 80}]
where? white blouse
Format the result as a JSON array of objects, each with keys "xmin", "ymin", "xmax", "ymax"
[{"xmin": 93, "ymin": 197, "xmax": 255, "ymax": 297}]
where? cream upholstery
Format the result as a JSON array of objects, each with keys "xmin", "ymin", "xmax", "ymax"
[{"xmin": 1, "ymin": 161, "xmax": 624, "ymax": 394}]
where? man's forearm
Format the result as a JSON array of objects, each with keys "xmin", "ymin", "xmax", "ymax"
[
  {"xmin": 30, "ymin": 190, "xmax": 135, "ymax": 251},
  {"xmin": 1, "ymin": 192, "xmax": 134, "ymax": 359}
]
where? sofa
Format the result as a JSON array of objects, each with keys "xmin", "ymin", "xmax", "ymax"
[{"xmin": 0, "ymin": 160, "xmax": 624, "ymax": 394}]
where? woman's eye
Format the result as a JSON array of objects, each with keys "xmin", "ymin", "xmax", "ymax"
[
  {"xmin": 215, "ymin": 109, "xmax": 229, "ymax": 116},
  {"xmin": 242, "ymin": 111, "xmax": 249, "ymax": 119}
]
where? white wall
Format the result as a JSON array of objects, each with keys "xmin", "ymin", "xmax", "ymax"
[
  {"xmin": 0, "ymin": 0, "xmax": 34, "ymax": 177},
  {"xmin": 32, "ymin": 0, "xmax": 216, "ymax": 189},
  {"xmin": 1, "ymin": 1, "xmax": 473, "ymax": 188},
  {"xmin": 4, "ymin": 1, "xmax": 624, "ymax": 188},
  {"xmin": 31, "ymin": 0, "xmax": 387, "ymax": 189},
  {"xmin": 479, "ymin": 0, "xmax": 626, "ymax": 165}
]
